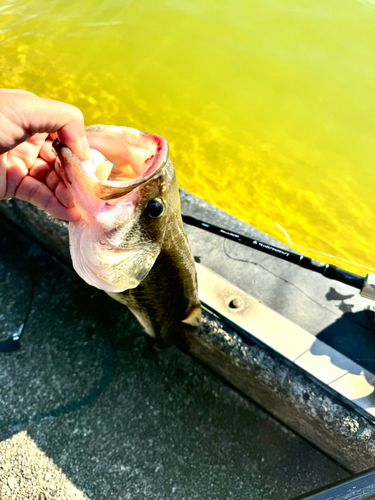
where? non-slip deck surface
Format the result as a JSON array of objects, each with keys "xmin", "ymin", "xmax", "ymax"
[{"xmin": 0, "ymin": 214, "xmax": 347, "ymax": 499}]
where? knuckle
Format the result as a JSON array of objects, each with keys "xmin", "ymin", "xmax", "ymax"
[{"xmin": 68, "ymin": 104, "xmax": 84, "ymax": 123}]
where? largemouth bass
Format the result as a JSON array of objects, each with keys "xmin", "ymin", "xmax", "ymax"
[{"xmin": 52, "ymin": 125, "xmax": 201, "ymax": 345}]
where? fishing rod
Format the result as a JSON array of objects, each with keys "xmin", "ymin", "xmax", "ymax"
[{"xmin": 182, "ymin": 214, "xmax": 375, "ymax": 301}]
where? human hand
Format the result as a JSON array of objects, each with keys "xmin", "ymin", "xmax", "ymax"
[{"xmin": 0, "ymin": 89, "xmax": 91, "ymax": 221}]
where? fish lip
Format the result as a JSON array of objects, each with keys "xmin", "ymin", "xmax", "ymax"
[
  {"xmin": 92, "ymin": 133, "xmax": 170, "ymax": 201},
  {"xmin": 51, "ymin": 138, "xmax": 63, "ymax": 156},
  {"xmin": 52, "ymin": 138, "xmax": 81, "ymax": 167},
  {"xmin": 97, "ymin": 132, "xmax": 169, "ymax": 191}
]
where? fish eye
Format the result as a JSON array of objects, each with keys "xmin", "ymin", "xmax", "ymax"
[{"xmin": 146, "ymin": 198, "xmax": 165, "ymax": 218}]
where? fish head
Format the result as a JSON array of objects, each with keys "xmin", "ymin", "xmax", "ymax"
[{"xmin": 53, "ymin": 125, "xmax": 179, "ymax": 293}]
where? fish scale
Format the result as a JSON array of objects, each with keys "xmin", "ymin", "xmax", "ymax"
[{"xmin": 53, "ymin": 125, "xmax": 201, "ymax": 343}]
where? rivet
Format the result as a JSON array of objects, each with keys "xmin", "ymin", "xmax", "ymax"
[{"xmin": 229, "ymin": 298, "xmax": 241, "ymax": 309}]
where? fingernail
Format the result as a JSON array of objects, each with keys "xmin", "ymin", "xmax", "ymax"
[{"xmin": 80, "ymin": 135, "xmax": 91, "ymax": 160}]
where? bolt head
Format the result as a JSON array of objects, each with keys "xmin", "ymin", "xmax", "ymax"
[{"xmin": 229, "ymin": 298, "xmax": 241, "ymax": 309}]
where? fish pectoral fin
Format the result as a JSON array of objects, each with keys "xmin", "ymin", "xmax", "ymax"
[{"xmin": 181, "ymin": 303, "xmax": 202, "ymax": 328}]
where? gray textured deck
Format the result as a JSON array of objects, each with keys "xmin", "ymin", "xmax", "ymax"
[{"xmin": 0, "ymin": 202, "xmax": 348, "ymax": 499}]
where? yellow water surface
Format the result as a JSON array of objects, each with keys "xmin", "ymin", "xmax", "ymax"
[{"xmin": 1, "ymin": 0, "xmax": 375, "ymax": 274}]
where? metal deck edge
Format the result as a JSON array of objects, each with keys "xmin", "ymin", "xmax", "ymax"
[{"xmin": 196, "ymin": 263, "xmax": 375, "ymax": 423}]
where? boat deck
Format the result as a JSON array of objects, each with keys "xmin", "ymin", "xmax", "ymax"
[
  {"xmin": 0, "ymin": 208, "xmax": 347, "ymax": 499},
  {"xmin": 2, "ymin": 191, "xmax": 374, "ymax": 498}
]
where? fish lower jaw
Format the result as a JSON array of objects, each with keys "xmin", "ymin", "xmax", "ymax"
[
  {"xmin": 73, "ymin": 263, "xmax": 131, "ymax": 293},
  {"xmin": 68, "ymin": 222, "xmax": 161, "ymax": 293},
  {"xmin": 71, "ymin": 249, "xmax": 153, "ymax": 293}
]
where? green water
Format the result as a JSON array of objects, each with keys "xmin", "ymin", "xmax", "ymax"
[{"xmin": 1, "ymin": 0, "xmax": 375, "ymax": 274}]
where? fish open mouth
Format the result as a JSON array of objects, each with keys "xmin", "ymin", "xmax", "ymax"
[
  {"xmin": 55, "ymin": 125, "xmax": 169, "ymax": 201},
  {"xmin": 53, "ymin": 125, "xmax": 171, "ymax": 293}
]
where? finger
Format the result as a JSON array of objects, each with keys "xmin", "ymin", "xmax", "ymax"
[
  {"xmin": 0, "ymin": 91, "xmax": 90, "ymax": 161},
  {"xmin": 48, "ymin": 132, "xmax": 58, "ymax": 143},
  {"xmin": 29, "ymin": 158, "xmax": 52, "ymax": 182},
  {"xmin": 5, "ymin": 133, "xmax": 47, "ymax": 170},
  {"xmin": 46, "ymin": 170, "xmax": 61, "ymax": 191},
  {"xmin": 58, "ymin": 124, "xmax": 90, "ymax": 162},
  {"xmin": 39, "ymin": 138, "xmax": 56, "ymax": 165},
  {"xmin": 55, "ymin": 181, "xmax": 75, "ymax": 208},
  {"xmin": 3, "ymin": 164, "xmax": 28, "ymax": 198},
  {"xmin": 0, "ymin": 153, "xmax": 7, "ymax": 199},
  {"xmin": 15, "ymin": 175, "xmax": 81, "ymax": 222},
  {"xmin": 0, "ymin": 88, "xmax": 35, "ymax": 95},
  {"xmin": 33, "ymin": 98, "xmax": 91, "ymax": 161}
]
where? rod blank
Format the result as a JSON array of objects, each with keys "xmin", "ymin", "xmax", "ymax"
[{"xmin": 182, "ymin": 215, "xmax": 366, "ymax": 291}]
